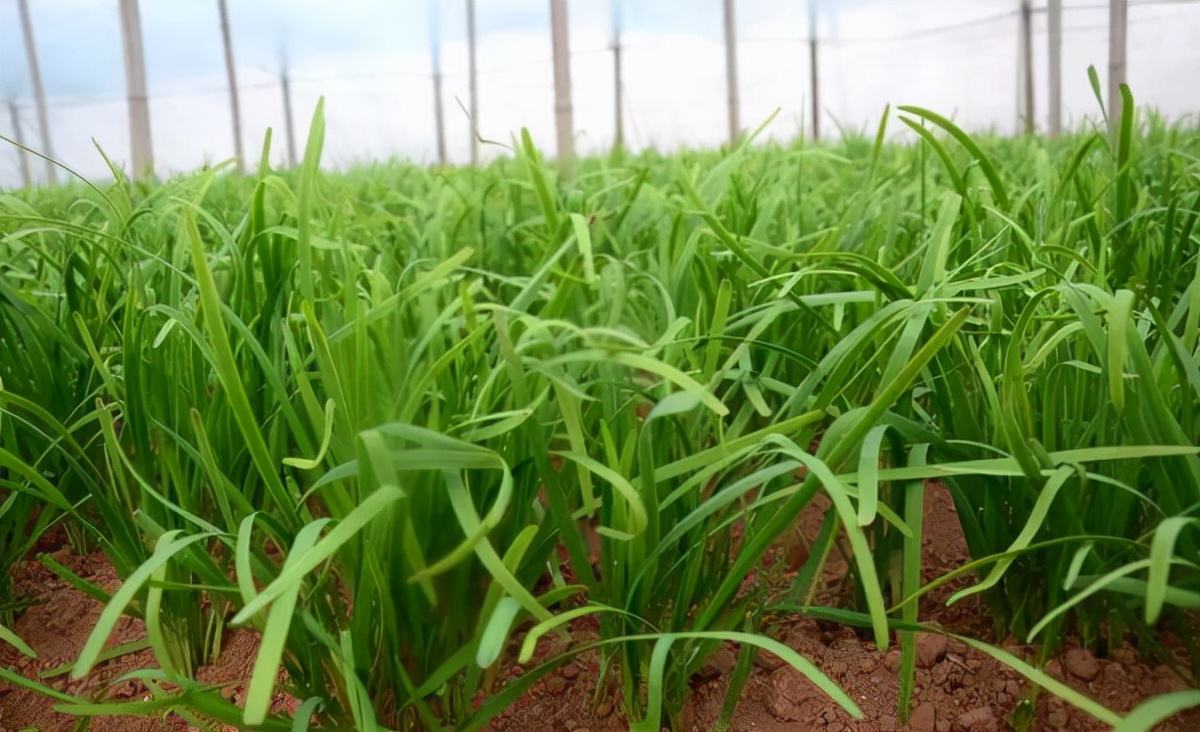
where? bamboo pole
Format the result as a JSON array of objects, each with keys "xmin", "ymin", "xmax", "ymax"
[
  {"xmin": 1048, "ymin": 0, "xmax": 1063, "ymax": 136},
  {"xmin": 1108, "ymin": 0, "xmax": 1128, "ymax": 134},
  {"xmin": 430, "ymin": 0, "xmax": 447, "ymax": 165},
  {"xmin": 467, "ymin": 0, "xmax": 479, "ymax": 165},
  {"xmin": 549, "ymin": 0, "xmax": 575, "ymax": 175},
  {"xmin": 17, "ymin": 0, "xmax": 55, "ymax": 183},
  {"xmin": 6, "ymin": 100, "xmax": 33, "ymax": 188},
  {"xmin": 216, "ymin": 0, "xmax": 244, "ymax": 171},
  {"xmin": 722, "ymin": 0, "xmax": 740, "ymax": 144},
  {"xmin": 612, "ymin": 0, "xmax": 624, "ymax": 149},
  {"xmin": 118, "ymin": 0, "xmax": 154, "ymax": 179},
  {"xmin": 280, "ymin": 60, "xmax": 297, "ymax": 168},
  {"xmin": 1020, "ymin": 0, "xmax": 1035, "ymax": 134},
  {"xmin": 808, "ymin": 0, "xmax": 819, "ymax": 141}
]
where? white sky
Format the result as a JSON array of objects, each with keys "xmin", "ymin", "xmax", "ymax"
[{"xmin": 1, "ymin": 0, "xmax": 1198, "ymax": 187}]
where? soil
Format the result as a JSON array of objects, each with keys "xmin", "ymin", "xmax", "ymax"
[
  {"xmin": 486, "ymin": 488, "xmax": 1199, "ymax": 732},
  {"xmin": 0, "ymin": 547, "xmax": 288, "ymax": 732},
  {"xmin": 2, "ymin": 485, "xmax": 1196, "ymax": 731},
  {"xmin": 0, "ymin": 547, "xmax": 188, "ymax": 732}
]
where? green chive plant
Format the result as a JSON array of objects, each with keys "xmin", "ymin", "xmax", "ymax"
[{"xmin": 0, "ymin": 74, "xmax": 1197, "ymax": 730}]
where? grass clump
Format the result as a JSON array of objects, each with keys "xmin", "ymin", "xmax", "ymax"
[{"xmin": 0, "ymin": 80, "xmax": 1198, "ymax": 730}]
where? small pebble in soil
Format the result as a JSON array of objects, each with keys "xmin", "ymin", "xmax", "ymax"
[
  {"xmin": 883, "ymin": 648, "xmax": 902, "ymax": 672},
  {"xmin": 956, "ymin": 706, "xmax": 998, "ymax": 731},
  {"xmin": 917, "ymin": 633, "xmax": 948, "ymax": 668},
  {"xmin": 1063, "ymin": 648, "xmax": 1101, "ymax": 681},
  {"xmin": 766, "ymin": 666, "xmax": 824, "ymax": 722},
  {"xmin": 1103, "ymin": 663, "xmax": 1129, "ymax": 686},
  {"xmin": 910, "ymin": 702, "xmax": 937, "ymax": 732},
  {"xmin": 695, "ymin": 645, "xmax": 737, "ymax": 680}
]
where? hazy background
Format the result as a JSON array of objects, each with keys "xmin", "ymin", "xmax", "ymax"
[{"xmin": 1, "ymin": 0, "xmax": 1198, "ymax": 187}]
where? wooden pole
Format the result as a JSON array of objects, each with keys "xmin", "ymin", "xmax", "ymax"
[
  {"xmin": 722, "ymin": 0, "xmax": 740, "ymax": 144},
  {"xmin": 17, "ymin": 0, "xmax": 55, "ymax": 183},
  {"xmin": 1047, "ymin": 0, "xmax": 1063, "ymax": 136},
  {"xmin": 118, "ymin": 0, "xmax": 154, "ymax": 179},
  {"xmin": 808, "ymin": 0, "xmax": 819, "ymax": 141},
  {"xmin": 549, "ymin": 0, "xmax": 575, "ymax": 175},
  {"xmin": 430, "ymin": 0, "xmax": 447, "ymax": 165},
  {"xmin": 467, "ymin": 0, "xmax": 479, "ymax": 165},
  {"xmin": 6, "ymin": 100, "xmax": 33, "ymax": 188},
  {"xmin": 612, "ymin": 0, "xmax": 624, "ymax": 150},
  {"xmin": 1108, "ymin": 0, "xmax": 1127, "ymax": 134},
  {"xmin": 280, "ymin": 62, "xmax": 297, "ymax": 168},
  {"xmin": 1020, "ymin": 0, "xmax": 1034, "ymax": 134},
  {"xmin": 216, "ymin": 0, "xmax": 244, "ymax": 172}
]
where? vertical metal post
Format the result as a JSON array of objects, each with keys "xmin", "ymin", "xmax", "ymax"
[
  {"xmin": 612, "ymin": 0, "xmax": 624, "ymax": 149},
  {"xmin": 549, "ymin": 0, "xmax": 575, "ymax": 175},
  {"xmin": 17, "ymin": 0, "xmax": 55, "ymax": 183},
  {"xmin": 809, "ymin": 0, "xmax": 820, "ymax": 141},
  {"xmin": 1047, "ymin": 0, "xmax": 1063, "ymax": 136},
  {"xmin": 280, "ymin": 61, "xmax": 298, "ymax": 168},
  {"xmin": 722, "ymin": 0, "xmax": 740, "ymax": 144},
  {"xmin": 1108, "ymin": 0, "xmax": 1127, "ymax": 133},
  {"xmin": 7, "ymin": 100, "xmax": 33, "ymax": 188},
  {"xmin": 466, "ymin": 0, "xmax": 479, "ymax": 165},
  {"xmin": 430, "ymin": 0, "xmax": 447, "ymax": 165},
  {"xmin": 118, "ymin": 0, "xmax": 154, "ymax": 179},
  {"xmin": 1020, "ymin": 0, "xmax": 1035, "ymax": 134},
  {"xmin": 217, "ymin": 0, "xmax": 244, "ymax": 171}
]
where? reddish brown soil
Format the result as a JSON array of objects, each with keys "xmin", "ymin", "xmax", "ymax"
[
  {"xmin": 2, "ymin": 486, "xmax": 1196, "ymax": 731},
  {"xmin": 0, "ymin": 547, "xmax": 187, "ymax": 732},
  {"xmin": 485, "ymin": 487, "xmax": 1199, "ymax": 732},
  {"xmin": 0, "ymin": 547, "xmax": 281, "ymax": 732}
]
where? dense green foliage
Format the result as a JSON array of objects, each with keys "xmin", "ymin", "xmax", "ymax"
[{"xmin": 1, "ymin": 86, "xmax": 1199, "ymax": 730}]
